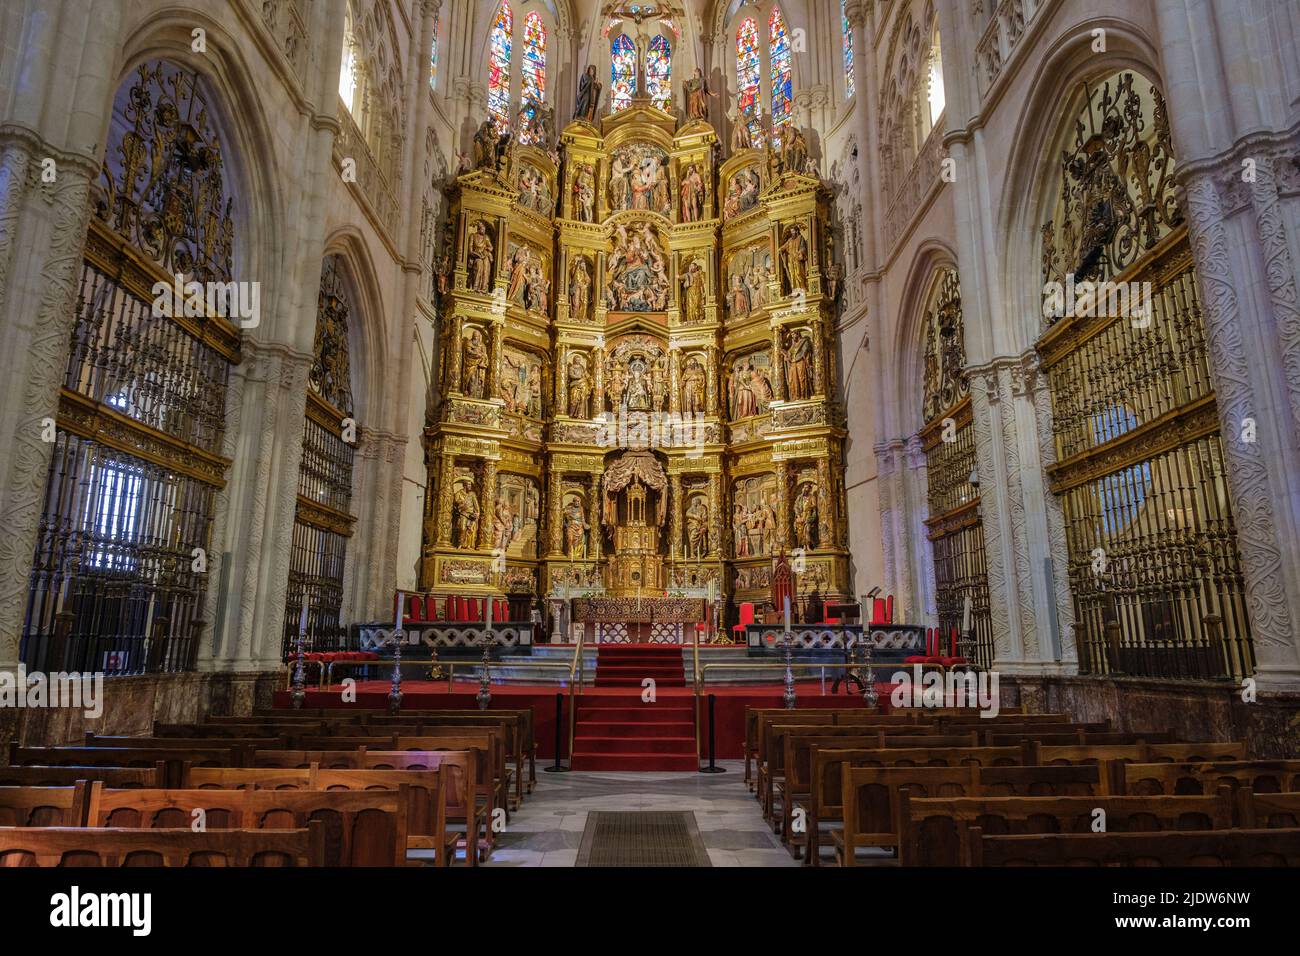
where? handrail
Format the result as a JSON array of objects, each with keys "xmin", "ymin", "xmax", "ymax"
[{"xmin": 567, "ymin": 630, "xmax": 585, "ymax": 765}]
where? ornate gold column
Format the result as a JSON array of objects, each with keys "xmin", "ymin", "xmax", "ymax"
[
  {"xmin": 706, "ymin": 345, "xmax": 719, "ymax": 415},
  {"xmin": 478, "ymin": 459, "xmax": 498, "ymax": 549},
  {"xmin": 708, "ymin": 473, "xmax": 722, "ymax": 558},
  {"xmin": 775, "ymin": 460, "xmax": 790, "ymax": 552},
  {"xmin": 446, "ymin": 317, "xmax": 463, "ymax": 393},
  {"xmin": 812, "ymin": 317, "xmax": 827, "ymax": 397},
  {"xmin": 668, "ymin": 348, "xmax": 681, "ymax": 414},
  {"xmin": 669, "ymin": 473, "xmax": 683, "ymax": 558},
  {"xmin": 547, "ymin": 470, "xmax": 564, "ymax": 555},
  {"xmin": 556, "ymin": 344, "xmax": 569, "ymax": 415},
  {"xmin": 436, "ymin": 454, "xmax": 455, "ymax": 545},
  {"xmin": 816, "ymin": 456, "xmax": 833, "ymax": 549},
  {"xmin": 487, "ymin": 321, "xmax": 503, "ymax": 399},
  {"xmin": 593, "ymin": 346, "xmax": 606, "ymax": 413},
  {"xmin": 771, "ymin": 326, "xmax": 786, "ymax": 401},
  {"xmin": 587, "ymin": 474, "xmax": 603, "ymax": 561}
]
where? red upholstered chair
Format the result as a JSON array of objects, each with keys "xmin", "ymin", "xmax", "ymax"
[
  {"xmin": 870, "ymin": 599, "xmax": 887, "ymax": 625},
  {"xmin": 426, "ymin": 594, "xmax": 440, "ymax": 621},
  {"xmin": 730, "ymin": 602, "xmax": 756, "ymax": 639},
  {"xmin": 453, "ymin": 595, "xmax": 466, "ymax": 621},
  {"xmin": 405, "ymin": 594, "xmax": 426, "ymax": 623}
]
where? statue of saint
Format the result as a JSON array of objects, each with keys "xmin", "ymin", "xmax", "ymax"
[
  {"xmin": 794, "ymin": 483, "xmax": 819, "ymax": 550},
  {"xmin": 461, "ymin": 328, "xmax": 489, "ymax": 399},
  {"xmin": 680, "ymin": 163, "xmax": 705, "ymax": 222},
  {"xmin": 507, "ymin": 246, "xmax": 531, "ymax": 304},
  {"xmin": 453, "ymin": 483, "xmax": 480, "ymax": 548},
  {"xmin": 785, "ymin": 330, "xmax": 814, "ymax": 401},
  {"xmin": 780, "ymin": 224, "xmax": 808, "ymax": 294},
  {"xmin": 781, "ymin": 126, "xmax": 809, "ymax": 176},
  {"xmin": 685, "ymin": 496, "xmax": 710, "ymax": 557},
  {"xmin": 730, "ymin": 110, "xmax": 753, "ymax": 151},
  {"xmin": 680, "ymin": 356, "xmax": 706, "ymax": 415},
  {"xmin": 573, "ymin": 164, "xmax": 596, "ymax": 221},
  {"xmin": 563, "ymin": 497, "xmax": 588, "ymax": 559},
  {"xmin": 684, "ymin": 68, "xmax": 714, "ymax": 120},
  {"xmin": 569, "ymin": 258, "xmax": 591, "ymax": 319},
  {"xmin": 625, "ymin": 355, "xmax": 651, "ymax": 411},
  {"xmin": 567, "ymin": 353, "xmax": 591, "ymax": 418},
  {"xmin": 493, "ymin": 493, "xmax": 516, "ymax": 552},
  {"xmin": 526, "ymin": 261, "xmax": 549, "ymax": 313},
  {"xmin": 575, "ymin": 65, "xmax": 601, "ymax": 123},
  {"xmin": 727, "ymin": 272, "xmax": 751, "ymax": 317},
  {"xmin": 472, "ymin": 120, "xmax": 498, "ymax": 170},
  {"xmin": 682, "ymin": 260, "xmax": 706, "ymax": 325},
  {"xmin": 468, "ymin": 221, "xmax": 494, "ymax": 293},
  {"xmin": 651, "ymin": 354, "xmax": 668, "ymax": 413}
]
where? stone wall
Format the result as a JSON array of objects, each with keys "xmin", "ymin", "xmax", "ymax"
[
  {"xmin": 10, "ymin": 671, "xmax": 281, "ymax": 748},
  {"xmin": 1002, "ymin": 675, "xmax": 1300, "ymax": 760}
]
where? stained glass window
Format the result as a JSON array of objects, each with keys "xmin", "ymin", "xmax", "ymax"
[
  {"xmin": 842, "ymin": 0, "xmax": 854, "ymax": 98},
  {"xmin": 927, "ymin": 31, "xmax": 946, "ymax": 126},
  {"xmin": 429, "ymin": 12, "xmax": 440, "ymax": 89},
  {"xmin": 519, "ymin": 12, "xmax": 546, "ymax": 142},
  {"xmin": 339, "ymin": 12, "xmax": 358, "ymax": 113},
  {"xmin": 646, "ymin": 34, "xmax": 672, "ymax": 112},
  {"xmin": 487, "ymin": 1, "xmax": 513, "ymax": 132},
  {"xmin": 737, "ymin": 17, "xmax": 762, "ymax": 145},
  {"xmin": 611, "ymin": 33, "xmax": 636, "ymax": 111},
  {"xmin": 769, "ymin": 8, "xmax": 792, "ymax": 128}
]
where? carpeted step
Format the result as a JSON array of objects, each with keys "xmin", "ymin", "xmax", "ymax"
[
  {"xmin": 576, "ymin": 706, "xmax": 694, "ymax": 723},
  {"xmin": 593, "ymin": 665, "xmax": 686, "ymax": 678},
  {"xmin": 582, "ymin": 720, "xmax": 695, "ymax": 738},
  {"xmin": 572, "ymin": 734, "xmax": 696, "ymax": 755},
  {"xmin": 570, "ymin": 752, "xmax": 699, "ymax": 772},
  {"xmin": 594, "ymin": 676, "xmax": 687, "ymax": 687}
]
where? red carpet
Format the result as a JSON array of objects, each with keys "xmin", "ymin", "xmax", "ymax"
[
  {"xmin": 275, "ymin": 670, "xmax": 893, "ymax": 770},
  {"xmin": 574, "ymin": 645, "xmax": 692, "ymax": 769}
]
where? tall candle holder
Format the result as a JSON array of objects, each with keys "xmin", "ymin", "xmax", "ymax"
[
  {"xmin": 477, "ymin": 597, "xmax": 494, "ymax": 710},
  {"xmin": 388, "ymin": 624, "xmax": 404, "ymax": 715},
  {"xmin": 290, "ymin": 630, "xmax": 307, "ymax": 710},
  {"xmin": 782, "ymin": 595, "xmax": 796, "ymax": 709},
  {"xmin": 860, "ymin": 630, "xmax": 878, "ymax": 709}
]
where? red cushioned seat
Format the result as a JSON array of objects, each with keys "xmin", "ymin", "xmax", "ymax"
[{"xmin": 940, "ymin": 657, "xmax": 969, "ymax": 667}]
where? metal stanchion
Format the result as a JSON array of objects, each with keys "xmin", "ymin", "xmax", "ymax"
[
  {"xmin": 543, "ymin": 692, "xmax": 569, "ymax": 773},
  {"xmin": 699, "ymin": 693, "xmax": 725, "ymax": 773}
]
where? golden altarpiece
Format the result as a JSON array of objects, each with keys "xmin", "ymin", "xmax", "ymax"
[{"xmin": 420, "ymin": 87, "xmax": 850, "ymax": 623}]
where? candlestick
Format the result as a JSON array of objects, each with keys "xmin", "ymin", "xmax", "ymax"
[
  {"xmin": 388, "ymin": 622, "xmax": 403, "ymax": 715},
  {"xmin": 782, "ymin": 625, "xmax": 796, "ymax": 709},
  {"xmin": 783, "ymin": 595, "xmax": 791, "ymax": 634},
  {"xmin": 299, "ymin": 601, "xmax": 309, "ymax": 636},
  {"xmin": 961, "ymin": 592, "xmax": 972, "ymax": 634}
]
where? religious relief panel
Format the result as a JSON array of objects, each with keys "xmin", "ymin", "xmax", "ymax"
[
  {"xmin": 607, "ymin": 221, "xmax": 670, "ymax": 311},
  {"xmin": 466, "ymin": 219, "xmax": 496, "ymax": 293},
  {"xmin": 516, "ymin": 162, "xmax": 553, "ymax": 215},
  {"xmin": 609, "ymin": 142, "xmax": 672, "ymax": 216},
  {"xmin": 725, "ymin": 242, "xmax": 772, "ymax": 319},
  {"xmin": 733, "ymin": 474, "xmax": 779, "ymax": 558},
  {"xmin": 451, "ymin": 467, "xmax": 481, "ymax": 549},
  {"xmin": 781, "ymin": 326, "xmax": 815, "ymax": 401},
  {"xmin": 727, "ymin": 350, "xmax": 776, "ymax": 420},
  {"xmin": 606, "ymin": 336, "xmax": 669, "ymax": 414},
  {"xmin": 492, "ymin": 473, "xmax": 541, "ymax": 558},
  {"xmin": 722, "ymin": 164, "xmax": 762, "ymax": 220},
  {"xmin": 460, "ymin": 325, "xmax": 490, "ymax": 398},
  {"xmin": 499, "ymin": 345, "xmax": 544, "ymax": 418},
  {"xmin": 505, "ymin": 242, "xmax": 551, "ymax": 314}
]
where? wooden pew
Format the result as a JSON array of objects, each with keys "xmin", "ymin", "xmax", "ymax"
[
  {"xmin": 10, "ymin": 747, "xmax": 247, "ymax": 783},
  {"xmin": 0, "ymin": 783, "xmax": 92, "ymax": 826},
  {"xmin": 84, "ymin": 783, "xmax": 410, "ymax": 866},
  {"xmin": 969, "ymin": 827, "xmax": 1300, "ymax": 866},
  {"xmin": 181, "ymin": 764, "xmax": 461, "ymax": 867},
  {"xmin": 1037, "ymin": 742, "xmax": 1247, "ymax": 766},
  {"xmin": 0, "ymin": 823, "xmax": 325, "ymax": 867},
  {"xmin": 1235, "ymin": 790, "xmax": 1300, "ymax": 829},
  {"xmin": 393, "ymin": 734, "xmax": 505, "ymax": 832},
  {"xmin": 251, "ymin": 750, "xmax": 367, "ymax": 769},
  {"xmin": 898, "ymin": 789, "xmax": 1236, "ymax": 866},
  {"xmin": 363, "ymin": 751, "xmax": 485, "ymax": 866},
  {"xmin": 1122, "ymin": 760, "xmax": 1300, "ymax": 796},
  {"xmin": 0, "ymin": 765, "xmax": 164, "ymax": 788}
]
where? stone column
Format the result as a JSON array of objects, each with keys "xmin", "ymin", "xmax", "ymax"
[{"xmin": 0, "ymin": 2, "xmax": 124, "ymax": 671}]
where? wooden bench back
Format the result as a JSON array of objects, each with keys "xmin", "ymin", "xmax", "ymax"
[
  {"xmin": 898, "ymin": 790, "xmax": 1235, "ymax": 866},
  {"xmin": 184, "ymin": 767, "xmax": 315, "ymax": 790},
  {"xmin": 1122, "ymin": 760, "xmax": 1300, "ymax": 796},
  {"xmin": 1236, "ymin": 790, "xmax": 1300, "ymax": 829},
  {"xmin": 0, "ymin": 822, "xmax": 325, "ymax": 866},
  {"xmin": 311, "ymin": 768, "xmax": 449, "ymax": 862},
  {"xmin": 971, "ymin": 827, "xmax": 1300, "ymax": 866},
  {"xmin": 11, "ymin": 747, "xmax": 244, "ymax": 782},
  {"xmin": 361, "ymin": 751, "xmax": 476, "ymax": 824},
  {"xmin": 0, "ymin": 765, "xmax": 164, "ymax": 788},
  {"xmin": 0, "ymin": 783, "xmax": 91, "ymax": 826},
  {"xmin": 1038, "ymin": 742, "xmax": 1247, "ymax": 766},
  {"xmin": 251, "ymin": 749, "xmax": 365, "ymax": 769},
  {"xmin": 85, "ymin": 784, "xmax": 408, "ymax": 866}
]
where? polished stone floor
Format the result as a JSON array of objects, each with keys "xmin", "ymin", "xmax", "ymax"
[{"xmin": 482, "ymin": 760, "xmax": 799, "ymax": 867}]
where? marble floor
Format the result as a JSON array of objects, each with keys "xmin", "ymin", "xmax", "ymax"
[{"xmin": 478, "ymin": 760, "xmax": 798, "ymax": 867}]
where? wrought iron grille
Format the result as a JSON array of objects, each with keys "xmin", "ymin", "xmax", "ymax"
[
  {"xmin": 920, "ymin": 269, "xmax": 993, "ymax": 668},
  {"xmin": 284, "ymin": 257, "xmax": 358, "ymax": 658},
  {"xmin": 21, "ymin": 59, "xmax": 238, "ymax": 678},
  {"xmin": 1038, "ymin": 70, "xmax": 1252, "ymax": 682}
]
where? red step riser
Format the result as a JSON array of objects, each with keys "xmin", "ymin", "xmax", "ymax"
[
  {"xmin": 572, "ymin": 735, "xmax": 695, "ymax": 755},
  {"xmin": 594, "ymin": 679, "xmax": 687, "ymax": 687},
  {"xmin": 570, "ymin": 754, "xmax": 698, "ymax": 772},
  {"xmin": 576, "ymin": 708, "xmax": 694, "ymax": 723},
  {"xmin": 575, "ymin": 721, "xmax": 695, "ymax": 738},
  {"xmin": 593, "ymin": 668, "xmax": 686, "ymax": 678}
]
